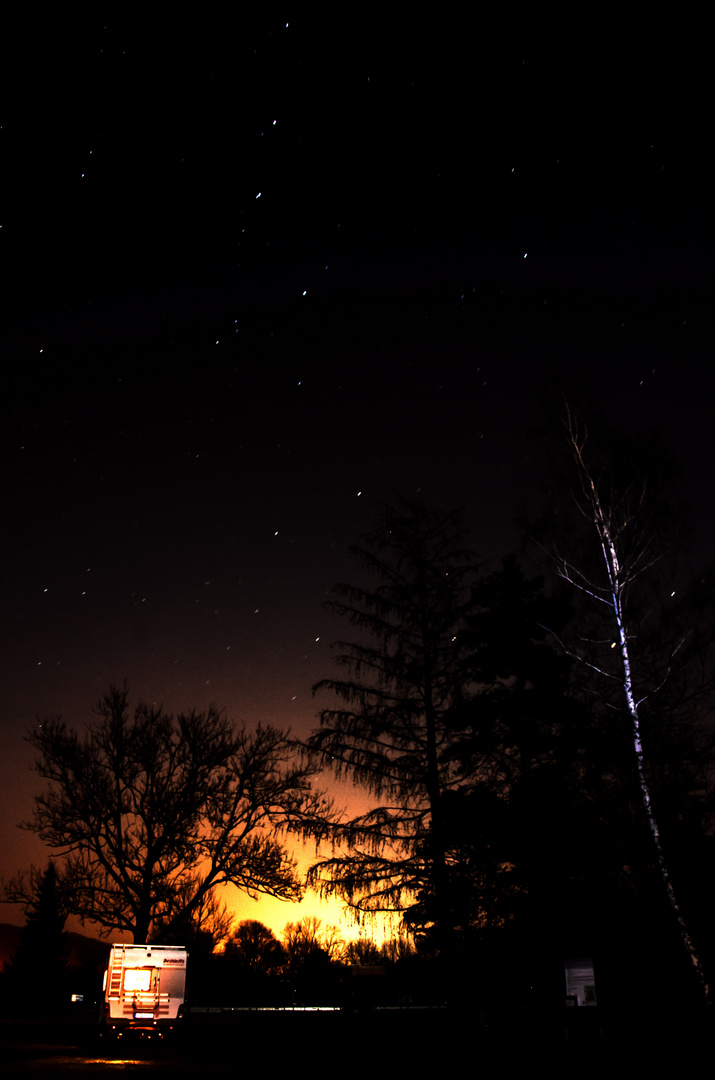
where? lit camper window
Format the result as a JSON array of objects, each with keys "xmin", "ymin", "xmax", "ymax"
[{"xmin": 123, "ymin": 968, "xmax": 152, "ymax": 993}]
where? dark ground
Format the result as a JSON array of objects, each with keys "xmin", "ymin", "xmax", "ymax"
[{"xmin": 0, "ymin": 1006, "xmax": 710, "ymax": 1076}]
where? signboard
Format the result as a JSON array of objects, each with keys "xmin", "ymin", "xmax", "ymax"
[{"xmin": 564, "ymin": 957, "xmax": 597, "ymax": 1006}]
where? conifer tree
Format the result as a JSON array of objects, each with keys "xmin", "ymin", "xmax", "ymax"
[
  {"xmin": 3, "ymin": 862, "xmax": 69, "ymax": 1013},
  {"xmin": 307, "ymin": 501, "xmax": 478, "ymax": 952}
]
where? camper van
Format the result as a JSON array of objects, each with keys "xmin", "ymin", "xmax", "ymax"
[{"xmin": 100, "ymin": 944, "xmax": 188, "ymax": 1038}]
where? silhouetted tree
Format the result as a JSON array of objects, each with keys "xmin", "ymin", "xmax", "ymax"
[
  {"xmin": 379, "ymin": 933, "xmax": 417, "ymax": 964},
  {"xmin": 639, "ymin": 568, "xmax": 715, "ymax": 958},
  {"xmin": 281, "ymin": 916, "xmax": 344, "ymax": 1006},
  {"xmin": 307, "ymin": 501, "xmax": 479, "ymax": 954},
  {"xmin": 225, "ymin": 920, "xmax": 286, "ymax": 976},
  {"xmin": 541, "ymin": 406, "xmax": 712, "ymax": 1002},
  {"xmin": 155, "ymin": 878, "xmax": 234, "ymax": 954},
  {"xmin": 2, "ymin": 862, "xmax": 69, "ymax": 1014},
  {"xmin": 442, "ymin": 557, "xmax": 590, "ymax": 941},
  {"xmin": 342, "ymin": 936, "xmax": 383, "ymax": 965},
  {"xmin": 281, "ymin": 916, "xmax": 344, "ymax": 972},
  {"xmin": 8, "ymin": 685, "xmax": 334, "ymax": 942}
]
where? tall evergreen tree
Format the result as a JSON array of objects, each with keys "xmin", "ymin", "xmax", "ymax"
[
  {"xmin": 307, "ymin": 501, "xmax": 479, "ymax": 953},
  {"xmin": 2, "ymin": 862, "xmax": 69, "ymax": 1014},
  {"xmin": 407, "ymin": 555, "xmax": 588, "ymax": 969}
]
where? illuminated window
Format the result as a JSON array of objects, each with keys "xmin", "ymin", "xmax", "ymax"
[{"xmin": 123, "ymin": 968, "xmax": 152, "ymax": 993}]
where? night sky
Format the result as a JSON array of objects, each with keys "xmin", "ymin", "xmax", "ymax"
[{"xmin": 2, "ymin": 13, "xmax": 714, "ymax": 941}]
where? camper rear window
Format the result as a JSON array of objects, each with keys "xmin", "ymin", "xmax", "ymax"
[{"xmin": 123, "ymin": 969, "xmax": 152, "ymax": 993}]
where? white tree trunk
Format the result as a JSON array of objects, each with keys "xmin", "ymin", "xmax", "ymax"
[{"xmin": 564, "ymin": 416, "xmax": 711, "ymax": 1004}]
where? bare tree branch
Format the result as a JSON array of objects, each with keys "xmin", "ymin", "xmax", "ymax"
[
  {"xmin": 546, "ymin": 406, "xmax": 712, "ymax": 1003},
  {"xmin": 9, "ymin": 685, "xmax": 335, "ymax": 942}
]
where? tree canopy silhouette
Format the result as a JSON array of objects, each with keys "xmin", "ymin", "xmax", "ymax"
[
  {"xmin": 12, "ymin": 685, "xmax": 333, "ymax": 942},
  {"xmin": 225, "ymin": 920, "xmax": 286, "ymax": 976},
  {"xmin": 306, "ymin": 501, "xmax": 479, "ymax": 949},
  {"xmin": 281, "ymin": 916, "xmax": 344, "ymax": 971},
  {"xmin": 1, "ymin": 862, "xmax": 69, "ymax": 1014}
]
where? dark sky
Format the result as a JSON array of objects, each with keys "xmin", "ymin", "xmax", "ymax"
[{"xmin": 2, "ymin": 13, "xmax": 714, "ymax": 936}]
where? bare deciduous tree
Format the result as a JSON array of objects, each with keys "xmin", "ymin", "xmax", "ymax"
[
  {"xmin": 281, "ymin": 916, "xmax": 344, "ymax": 970},
  {"xmin": 545, "ymin": 407, "xmax": 711, "ymax": 1002},
  {"xmin": 7, "ymin": 685, "xmax": 334, "ymax": 943}
]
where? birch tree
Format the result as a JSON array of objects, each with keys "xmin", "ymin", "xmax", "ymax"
[{"xmin": 547, "ymin": 407, "xmax": 711, "ymax": 1002}]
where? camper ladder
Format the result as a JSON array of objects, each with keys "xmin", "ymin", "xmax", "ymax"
[{"xmin": 108, "ymin": 947, "xmax": 125, "ymax": 999}]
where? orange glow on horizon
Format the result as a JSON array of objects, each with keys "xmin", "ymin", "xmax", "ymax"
[{"xmin": 222, "ymin": 836, "xmax": 400, "ymax": 950}]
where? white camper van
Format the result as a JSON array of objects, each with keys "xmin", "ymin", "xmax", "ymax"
[{"xmin": 101, "ymin": 944, "xmax": 188, "ymax": 1037}]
